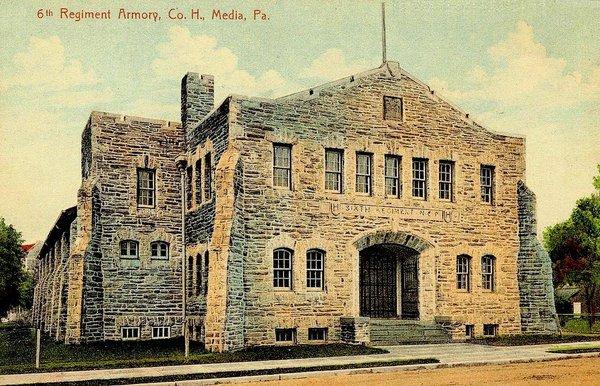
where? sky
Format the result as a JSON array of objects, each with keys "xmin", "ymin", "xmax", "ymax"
[{"xmin": 0, "ymin": 0, "xmax": 598, "ymax": 243}]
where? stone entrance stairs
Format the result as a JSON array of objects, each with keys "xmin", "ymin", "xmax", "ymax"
[{"xmin": 370, "ymin": 318, "xmax": 451, "ymax": 345}]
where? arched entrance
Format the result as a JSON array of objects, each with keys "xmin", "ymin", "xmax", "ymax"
[
  {"xmin": 354, "ymin": 231, "xmax": 433, "ymax": 320},
  {"xmin": 359, "ymin": 244, "xmax": 419, "ymax": 319}
]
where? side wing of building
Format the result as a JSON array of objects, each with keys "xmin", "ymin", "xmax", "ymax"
[{"xmin": 34, "ymin": 112, "xmax": 185, "ymax": 342}]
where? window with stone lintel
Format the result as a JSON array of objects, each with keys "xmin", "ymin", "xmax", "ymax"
[
  {"xmin": 306, "ymin": 249, "xmax": 325, "ymax": 289},
  {"xmin": 120, "ymin": 240, "xmax": 139, "ymax": 260},
  {"xmin": 439, "ymin": 161, "xmax": 454, "ymax": 201},
  {"xmin": 482, "ymin": 255, "xmax": 495, "ymax": 291},
  {"xmin": 150, "ymin": 241, "xmax": 169, "ymax": 260},
  {"xmin": 356, "ymin": 152, "xmax": 372, "ymax": 195},
  {"xmin": 456, "ymin": 254, "xmax": 471, "ymax": 291},
  {"xmin": 480, "ymin": 165, "xmax": 495, "ymax": 204},
  {"xmin": 273, "ymin": 248, "xmax": 293, "ymax": 289},
  {"xmin": 137, "ymin": 168, "xmax": 155, "ymax": 207},
  {"xmin": 325, "ymin": 149, "xmax": 343, "ymax": 193},
  {"xmin": 273, "ymin": 144, "xmax": 292, "ymax": 188},
  {"xmin": 385, "ymin": 155, "xmax": 401, "ymax": 197},
  {"xmin": 412, "ymin": 158, "xmax": 428, "ymax": 199}
]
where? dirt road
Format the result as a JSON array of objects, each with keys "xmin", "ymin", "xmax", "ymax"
[{"xmin": 238, "ymin": 357, "xmax": 600, "ymax": 385}]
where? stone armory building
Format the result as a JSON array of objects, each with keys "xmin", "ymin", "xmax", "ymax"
[{"xmin": 32, "ymin": 61, "xmax": 557, "ymax": 351}]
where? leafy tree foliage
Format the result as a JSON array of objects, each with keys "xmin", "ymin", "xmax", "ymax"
[
  {"xmin": 0, "ymin": 218, "xmax": 24, "ymax": 316},
  {"xmin": 544, "ymin": 164, "xmax": 600, "ymax": 327},
  {"xmin": 18, "ymin": 271, "xmax": 34, "ymax": 310}
]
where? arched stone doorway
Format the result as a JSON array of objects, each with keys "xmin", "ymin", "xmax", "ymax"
[{"xmin": 354, "ymin": 231, "xmax": 433, "ymax": 320}]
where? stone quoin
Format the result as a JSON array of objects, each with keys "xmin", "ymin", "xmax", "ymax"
[{"xmin": 32, "ymin": 61, "xmax": 557, "ymax": 352}]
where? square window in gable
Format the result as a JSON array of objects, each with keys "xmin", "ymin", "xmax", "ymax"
[{"xmin": 384, "ymin": 96, "xmax": 404, "ymax": 121}]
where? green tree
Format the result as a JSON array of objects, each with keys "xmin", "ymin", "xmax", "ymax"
[
  {"xmin": 0, "ymin": 217, "xmax": 25, "ymax": 316},
  {"xmin": 18, "ymin": 271, "xmax": 34, "ymax": 310},
  {"xmin": 544, "ymin": 164, "xmax": 600, "ymax": 329}
]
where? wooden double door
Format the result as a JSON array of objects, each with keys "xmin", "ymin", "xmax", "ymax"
[{"xmin": 359, "ymin": 246, "xmax": 419, "ymax": 319}]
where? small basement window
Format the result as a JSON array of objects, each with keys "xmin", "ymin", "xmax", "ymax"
[
  {"xmin": 275, "ymin": 328, "xmax": 296, "ymax": 343},
  {"xmin": 152, "ymin": 326, "xmax": 171, "ymax": 339},
  {"xmin": 121, "ymin": 327, "xmax": 140, "ymax": 340},
  {"xmin": 308, "ymin": 327, "xmax": 328, "ymax": 341},
  {"xmin": 465, "ymin": 324, "xmax": 474, "ymax": 338},
  {"xmin": 483, "ymin": 324, "xmax": 498, "ymax": 337}
]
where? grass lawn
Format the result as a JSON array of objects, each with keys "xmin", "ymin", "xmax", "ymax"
[
  {"xmin": 470, "ymin": 333, "xmax": 600, "ymax": 346},
  {"xmin": 0, "ymin": 328, "xmax": 388, "ymax": 375},
  {"xmin": 547, "ymin": 342, "xmax": 600, "ymax": 354}
]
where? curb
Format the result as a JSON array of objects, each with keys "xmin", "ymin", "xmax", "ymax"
[{"xmin": 128, "ymin": 352, "xmax": 600, "ymax": 386}]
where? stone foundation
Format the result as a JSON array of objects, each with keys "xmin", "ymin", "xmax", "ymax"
[{"xmin": 340, "ymin": 317, "xmax": 370, "ymax": 344}]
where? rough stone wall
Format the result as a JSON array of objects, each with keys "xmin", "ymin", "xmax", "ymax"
[
  {"xmin": 88, "ymin": 112, "xmax": 185, "ymax": 341},
  {"xmin": 81, "ymin": 187, "xmax": 104, "ymax": 341},
  {"xmin": 340, "ymin": 317, "xmax": 370, "ymax": 344},
  {"xmin": 517, "ymin": 181, "xmax": 558, "ymax": 333},
  {"xmin": 231, "ymin": 62, "xmax": 526, "ymax": 345},
  {"xmin": 182, "ymin": 95, "xmax": 236, "ymax": 350},
  {"xmin": 181, "ymin": 72, "xmax": 214, "ymax": 141},
  {"xmin": 66, "ymin": 184, "xmax": 94, "ymax": 343},
  {"xmin": 32, "ymin": 212, "xmax": 76, "ymax": 340},
  {"xmin": 202, "ymin": 149, "xmax": 246, "ymax": 351}
]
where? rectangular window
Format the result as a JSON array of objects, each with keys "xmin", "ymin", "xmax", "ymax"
[
  {"xmin": 273, "ymin": 144, "xmax": 292, "ymax": 188},
  {"xmin": 121, "ymin": 327, "xmax": 140, "ymax": 340},
  {"xmin": 383, "ymin": 96, "xmax": 403, "ymax": 121},
  {"xmin": 186, "ymin": 166, "xmax": 193, "ymax": 210},
  {"xmin": 412, "ymin": 158, "xmax": 427, "ymax": 198},
  {"xmin": 457, "ymin": 255, "xmax": 470, "ymax": 291},
  {"xmin": 308, "ymin": 327, "xmax": 328, "ymax": 341},
  {"xmin": 465, "ymin": 324, "xmax": 474, "ymax": 338},
  {"xmin": 137, "ymin": 168, "xmax": 155, "ymax": 207},
  {"xmin": 152, "ymin": 326, "xmax": 171, "ymax": 339},
  {"xmin": 385, "ymin": 155, "xmax": 401, "ymax": 197},
  {"xmin": 306, "ymin": 250, "xmax": 325, "ymax": 289},
  {"xmin": 204, "ymin": 153, "xmax": 213, "ymax": 201},
  {"xmin": 480, "ymin": 165, "xmax": 494, "ymax": 204},
  {"xmin": 482, "ymin": 255, "xmax": 495, "ymax": 291},
  {"xmin": 483, "ymin": 324, "xmax": 498, "ymax": 337},
  {"xmin": 195, "ymin": 159, "xmax": 202, "ymax": 205},
  {"xmin": 355, "ymin": 152, "xmax": 372, "ymax": 194},
  {"xmin": 439, "ymin": 161, "xmax": 454, "ymax": 201},
  {"xmin": 325, "ymin": 149, "xmax": 343, "ymax": 192},
  {"xmin": 275, "ymin": 328, "xmax": 296, "ymax": 342}
]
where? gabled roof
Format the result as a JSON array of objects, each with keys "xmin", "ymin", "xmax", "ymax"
[
  {"xmin": 38, "ymin": 206, "xmax": 77, "ymax": 259},
  {"xmin": 275, "ymin": 60, "xmax": 523, "ymax": 139}
]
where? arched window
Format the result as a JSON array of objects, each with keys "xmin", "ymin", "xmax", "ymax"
[
  {"xmin": 306, "ymin": 249, "xmax": 325, "ymax": 289},
  {"xmin": 150, "ymin": 241, "xmax": 169, "ymax": 259},
  {"xmin": 195, "ymin": 253, "xmax": 202, "ymax": 296},
  {"xmin": 187, "ymin": 255, "xmax": 193, "ymax": 298},
  {"xmin": 204, "ymin": 251, "xmax": 209, "ymax": 295},
  {"xmin": 120, "ymin": 240, "xmax": 139, "ymax": 259},
  {"xmin": 273, "ymin": 248, "xmax": 293, "ymax": 289},
  {"xmin": 482, "ymin": 255, "xmax": 495, "ymax": 291},
  {"xmin": 456, "ymin": 254, "xmax": 471, "ymax": 291}
]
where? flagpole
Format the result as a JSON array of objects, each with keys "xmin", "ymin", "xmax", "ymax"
[{"xmin": 381, "ymin": 2, "xmax": 387, "ymax": 63}]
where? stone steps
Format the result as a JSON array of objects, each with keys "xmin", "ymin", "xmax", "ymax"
[{"xmin": 369, "ymin": 318, "xmax": 450, "ymax": 345}]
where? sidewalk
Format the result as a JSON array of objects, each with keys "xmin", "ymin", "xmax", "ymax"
[{"xmin": 2, "ymin": 341, "xmax": 599, "ymax": 385}]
